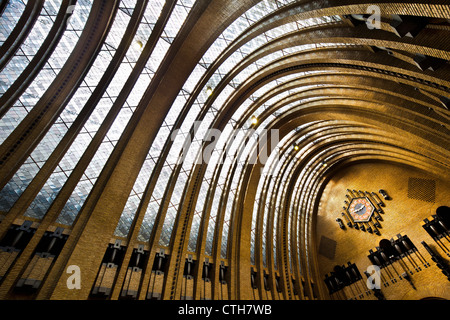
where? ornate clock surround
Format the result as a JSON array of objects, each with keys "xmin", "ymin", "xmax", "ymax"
[{"xmin": 336, "ymin": 189, "xmax": 388, "ymax": 236}]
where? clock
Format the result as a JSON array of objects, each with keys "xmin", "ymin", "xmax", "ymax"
[{"xmin": 347, "ymin": 197, "xmax": 375, "ymax": 223}]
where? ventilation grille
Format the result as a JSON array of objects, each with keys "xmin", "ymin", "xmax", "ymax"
[
  {"xmin": 318, "ymin": 236, "xmax": 336, "ymax": 260},
  {"xmin": 408, "ymin": 178, "xmax": 436, "ymax": 203}
]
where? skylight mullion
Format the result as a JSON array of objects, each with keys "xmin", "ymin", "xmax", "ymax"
[{"xmin": 0, "ymin": 0, "xmax": 28, "ymax": 45}]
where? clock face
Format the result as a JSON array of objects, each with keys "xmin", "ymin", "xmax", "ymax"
[{"xmin": 347, "ymin": 197, "xmax": 375, "ymax": 222}]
